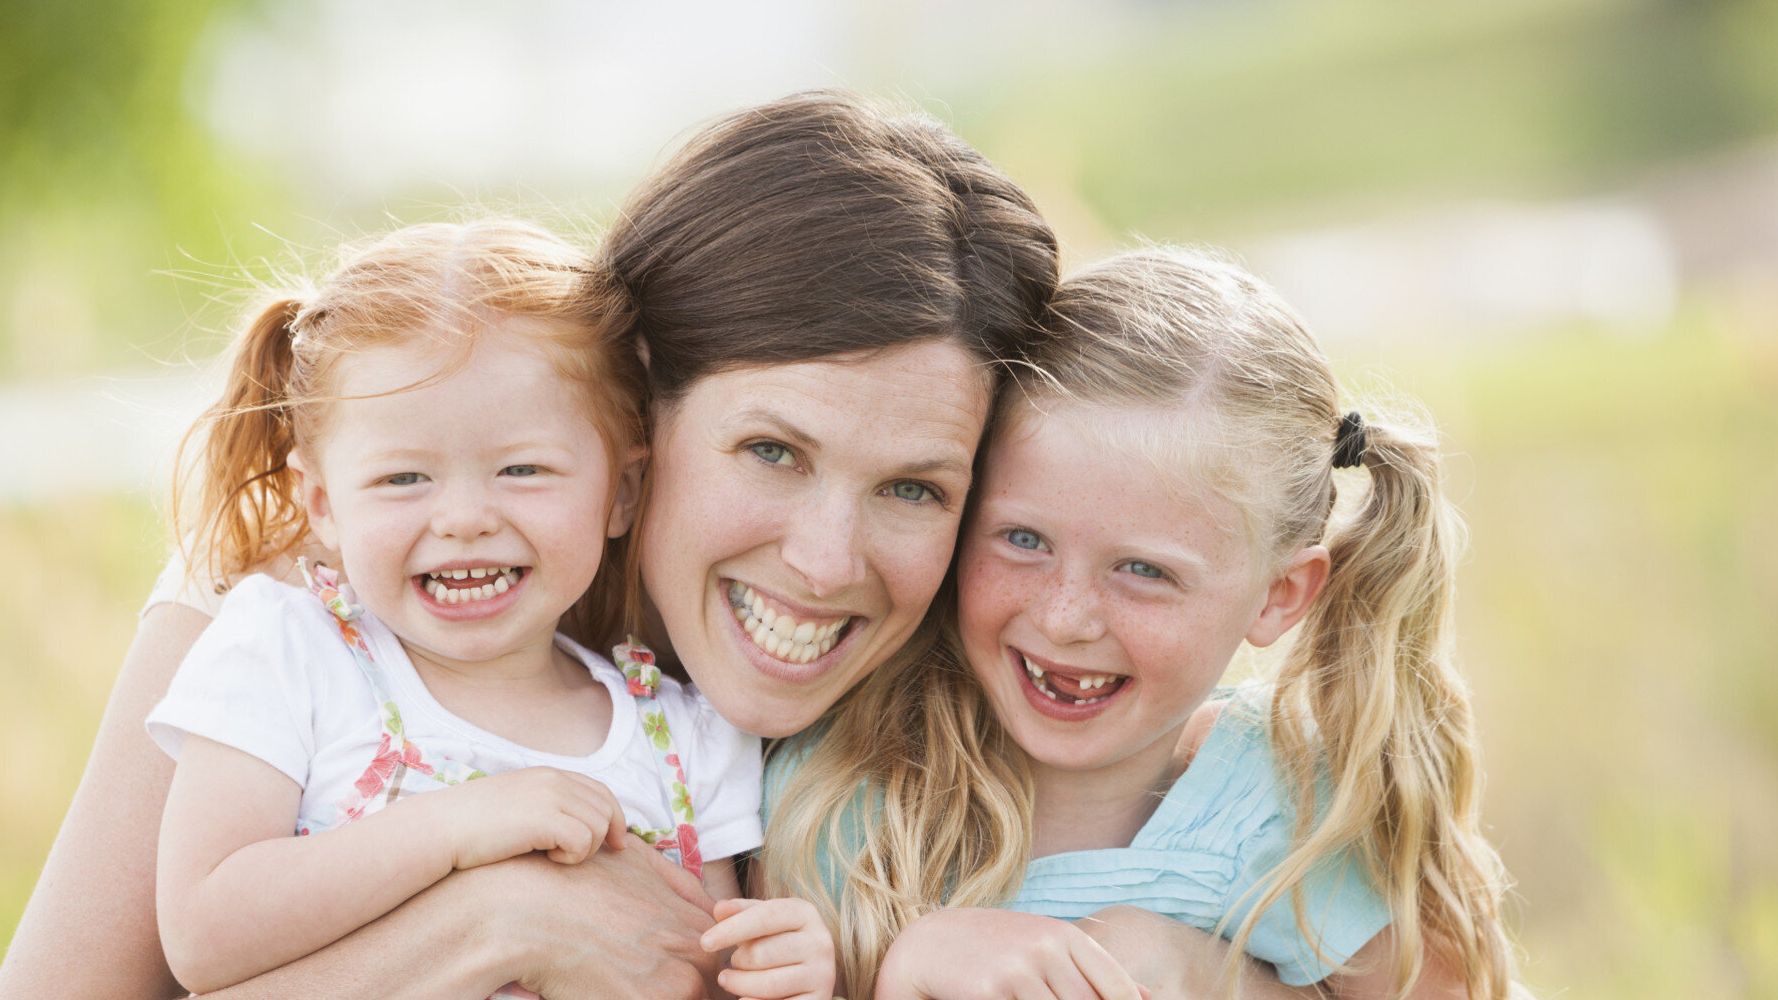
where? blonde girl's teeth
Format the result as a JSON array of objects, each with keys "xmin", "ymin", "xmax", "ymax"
[
  {"xmin": 470, "ymin": 568, "xmax": 486, "ymax": 579},
  {"xmin": 479, "ymin": 584, "xmax": 495, "ymax": 600},
  {"xmin": 494, "ymin": 575, "xmax": 510, "ymax": 593},
  {"xmin": 793, "ymin": 621, "xmax": 815, "ymax": 643}
]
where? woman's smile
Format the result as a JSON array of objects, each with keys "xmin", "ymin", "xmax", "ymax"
[{"xmin": 641, "ymin": 339, "xmax": 991, "ymax": 738}]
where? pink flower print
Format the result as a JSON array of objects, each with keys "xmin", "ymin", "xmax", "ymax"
[
  {"xmin": 629, "ymin": 645, "xmax": 656, "ymax": 666},
  {"xmin": 351, "ymin": 734, "xmax": 435, "ymax": 799},
  {"xmin": 626, "ymin": 676, "xmax": 650, "ymax": 697},
  {"xmin": 675, "ymin": 824, "xmax": 702, "ymax": 878}
]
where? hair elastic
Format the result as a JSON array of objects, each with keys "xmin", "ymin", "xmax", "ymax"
[{"xmin": 1332, "ymin": 411, "xmax": 1368, "ymax": 469}]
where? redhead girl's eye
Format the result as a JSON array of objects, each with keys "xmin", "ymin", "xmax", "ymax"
[
  {"xmin": 1122, "ymin": 560, "xmax": 1167, "ymax": 580},
  {"xmin": 889, "ymin": 481, "xmax": 940, "ymax": 504},
  {"xmin": 501, "ymin": 464, "xmax": 540, "ymax": 477},
  {"xmin": 749, "ymin": 441, "xmax": 795, "ymax": 466},
  {"xmin": 1005, "ymin": 528, "xmax": 1045, "ymax": 551}
]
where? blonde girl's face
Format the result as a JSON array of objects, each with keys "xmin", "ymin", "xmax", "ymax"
[
  {"xmin": 294, "ymin": 318, "xmax": 637, "ymax": 672},
  {"xmin": 958, "ymin": 401, "xmax": 1279, "ymax": 777}
]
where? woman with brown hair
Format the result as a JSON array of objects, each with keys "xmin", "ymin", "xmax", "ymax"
[{"xmin": 1, "ymin": 91, "xmax": 1058, "ymax": 997}]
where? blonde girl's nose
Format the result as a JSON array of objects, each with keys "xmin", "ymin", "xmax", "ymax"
[{"xmin": 1031, "ymin": 568, "xmax": 1108, "ymax": 647}]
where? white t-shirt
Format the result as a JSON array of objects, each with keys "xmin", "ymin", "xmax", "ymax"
[{"xmin": 146, "ymin": 574, "xmax": 764, "ymax": 862}]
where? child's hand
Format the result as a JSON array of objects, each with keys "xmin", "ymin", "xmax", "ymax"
[
  {"xmin": 700, "ymin": 896, "xmax": 836, "ymax": 1000},
  {"xmin": 422, "ymin": 766, "xmax": 628, "ymax": 870},
  {"xmin": 875, "ymin": 908, "xmax": 1147, "ymax": 1000}
]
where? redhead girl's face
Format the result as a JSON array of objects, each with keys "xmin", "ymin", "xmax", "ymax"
[
  {"xmin": 641, "ymin": 340, "xmax": 991, "ymax": 738},
  {"xmin": 959, "ymin": 401, "xmax": 1313, "ymax": 777},
  {"xmin": 294, "ymin": 318, "xmax": 637, "ymax": 672}
]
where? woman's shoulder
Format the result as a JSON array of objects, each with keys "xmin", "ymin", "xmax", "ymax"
[{"xmin": 140, "ymin": 540, "xmax": 329, "ymax": 620}]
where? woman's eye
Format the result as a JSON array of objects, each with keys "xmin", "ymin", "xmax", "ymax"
[
  {"xmin": 501, "ymin": 464, "xmax": 541, "ymax": 477},
  {"xmin": 1005, "ymin": 528, "xmax": 1045, "ymax": 551},
  {"xmin": 383, "ymin": 472, "xmax": 425, "ymax": 487},
  {"xmin": 748, "ymin": 442, "xmax": 795, "ymax": 466},
  {"xmin": 1122, "ymin": 560, "xmax": 1166, "ymax": 580},
  {"xmin": 888, "ymin": 481, "xmax": 939, "ymax": 504}
]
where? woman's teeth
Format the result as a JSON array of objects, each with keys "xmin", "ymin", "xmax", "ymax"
[
  {"xmin": 1022, "ymin": 656, "xmax": 1123, "ymax": 705},
  {"xmin": 727, "ymin": 581, "xmax": 848, "ymax": 664},
  {"xmin": 423, "ymin": 566, "xmax": 523, "ymax": 604}
]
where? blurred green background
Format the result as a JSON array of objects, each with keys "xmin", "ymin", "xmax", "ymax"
[{"xmin": 3, "ymin": 0, "xmax": 1776, "ymax": 996}]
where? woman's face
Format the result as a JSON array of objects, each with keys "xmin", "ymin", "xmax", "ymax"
[{"xmin": 640, "ymin": 340, "xmax": 991, "ymax": 737}]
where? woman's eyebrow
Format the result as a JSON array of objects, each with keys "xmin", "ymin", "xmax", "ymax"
[{"xmin": 728, "ymin": 408, "xmax": 819, "ymax": 451}]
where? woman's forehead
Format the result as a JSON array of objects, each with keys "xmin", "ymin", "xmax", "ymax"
[{"xmin": 666, "ymin": 340, "xmax": 992, "ymax": 447}]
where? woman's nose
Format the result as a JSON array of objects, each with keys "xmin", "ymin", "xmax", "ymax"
[
  {"xmin": 1031, "ymin": 567, "xmax": 1107, "ymax": 647},
  {"xmin": 779, "ymin": 488, "xmax": 867, "ymax": 598}
]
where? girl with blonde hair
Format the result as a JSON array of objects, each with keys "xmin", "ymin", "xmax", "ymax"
[{"xmin": 762, "ymin": 247, "xmax": 1523, "ymax": 999}]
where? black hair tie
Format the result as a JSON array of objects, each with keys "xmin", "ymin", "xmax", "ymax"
[{"xmin": 1332, "ymin": 411, "xmax": 1368, "ymax": 469}]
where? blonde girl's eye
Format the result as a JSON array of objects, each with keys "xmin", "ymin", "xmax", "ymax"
[
  {"xmin": 1121, "ymin": 559, "xmax": 1167, "ymax": 580},
  {"xmin": 501, "ymin": 464, "xmax": 541, "ymax": 477},
  {"xmin": 887, "ymin": 480, "xmax": 943, "ymax": 505},
  {"xmin": 748, "ymin": 441, "xmax": 795, "ymax": 467},
  {"xmin": 1004, "ymin": 527, "xmax": 1046, "ymax": 552},
  {"xmin": 383, "ymin": 472, "xmax": 426, "ymax": 487}
]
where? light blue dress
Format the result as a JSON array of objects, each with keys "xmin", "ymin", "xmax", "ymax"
[{"xmin": 762, "ymin": 693, "xmax": 1391, "ymax": 986}]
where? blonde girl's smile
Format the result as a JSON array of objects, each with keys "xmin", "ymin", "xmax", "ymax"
[{"xmin": 1009, "ymin": 647, "xmax": 1130, "ymax": 719}]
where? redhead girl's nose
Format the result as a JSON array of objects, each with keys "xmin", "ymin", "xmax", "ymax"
[
  {"xmin": 1031, "ymin": 567, "xmax": 1107, "ymax": 647},
  {"xmin": 430, "ymin": 482, "xmax": 501, "ymax": 539},
  {"xmin": 779, "ymin": 489, "xmax": 867, "ymax": 598}
]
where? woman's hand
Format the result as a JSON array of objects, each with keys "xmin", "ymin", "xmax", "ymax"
[
  {"xmin": 875, "ymin": 908, "xmax": 1146, "ymax": 1000},
  {"xmin": 500, "ymin": 837, "xmax": 721, "ymax": 999},
  {"xmin": 701, "ymin": 896, "xmax": 837, "ymax": 1000}
]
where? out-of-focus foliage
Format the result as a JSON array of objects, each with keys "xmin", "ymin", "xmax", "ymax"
[
  {"xmin": 0, "ymin": 0, "xmax": 286, "ymax": 379},
  {"xmin": 973, "ymin": 0, "xmax": 1778, "ymax": 240}
]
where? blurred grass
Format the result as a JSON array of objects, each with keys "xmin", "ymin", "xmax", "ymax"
[{"xmin": 3, "ymin": 316, "xmax": 1774, "ymax": 996}]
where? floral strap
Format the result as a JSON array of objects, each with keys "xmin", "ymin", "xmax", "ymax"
[
  {"xmin": 614, "ymin": 639, "xmax": 704, "ymax": 879},
  {"xmin": 298, "ymin": 558, "xmax": 486, "ymax": 827}
]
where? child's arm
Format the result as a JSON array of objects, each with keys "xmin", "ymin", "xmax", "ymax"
[
  {"xmin": 700, "ymin": 894, "xmax": 836, "ymax": 1000},
  {"xmin": 1323, "ymin": 927, "xmax": 1467, "ymax": 999},
  {"xmin": 875, "ymin": 908, "xmax": 1145, "ymax": 1000},
  {"xmin": 1077, "ymin": 905, "xmax": 1318, "ymax": 999},
  {"xmin": 156, "ymin": 736, "xmax": 626, "ymax": 994}
]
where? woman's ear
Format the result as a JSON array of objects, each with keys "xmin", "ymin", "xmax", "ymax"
[
  {"xmin": 1246, "ymin": 544, "xmax": 1330, "ymax": 648},
  {"xmin": 287, "ymin": 450, "xmax": 340, "ymax": 552},
  {"xmin": 605, "ymin": 444, "xmax": 648, "ymax": 539}
]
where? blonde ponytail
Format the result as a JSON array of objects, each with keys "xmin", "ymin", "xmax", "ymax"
[{"xmin": 1232, "ymin": 415, "xmax": 1516, "ymax": 999}]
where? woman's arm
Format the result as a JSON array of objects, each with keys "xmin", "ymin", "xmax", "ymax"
[
  {"xmin": 200, "ymin": 844, "xmax": 721, "ymax": 1000},
  {"xmin": 0, "ymin": 602, "xmax": 208, "ymax": 998}
]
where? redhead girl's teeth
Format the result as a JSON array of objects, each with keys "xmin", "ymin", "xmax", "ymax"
[
  {"xmin": 726, "ymin": 581, "xmax": 850, "ymax": 664},
  {"xmin": 425, "ymin": 566, "xmax": 521, "ymax": 604}
]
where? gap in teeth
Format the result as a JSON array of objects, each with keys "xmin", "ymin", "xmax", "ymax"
[{"xmin": 727, "ymin": 581, "xmax": 848, "ymax": 662}]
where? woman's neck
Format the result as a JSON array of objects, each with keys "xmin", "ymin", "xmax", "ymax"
[{"xmin": 1028, "ymin": 727, "xmax": 1186, "ymax": 858}]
